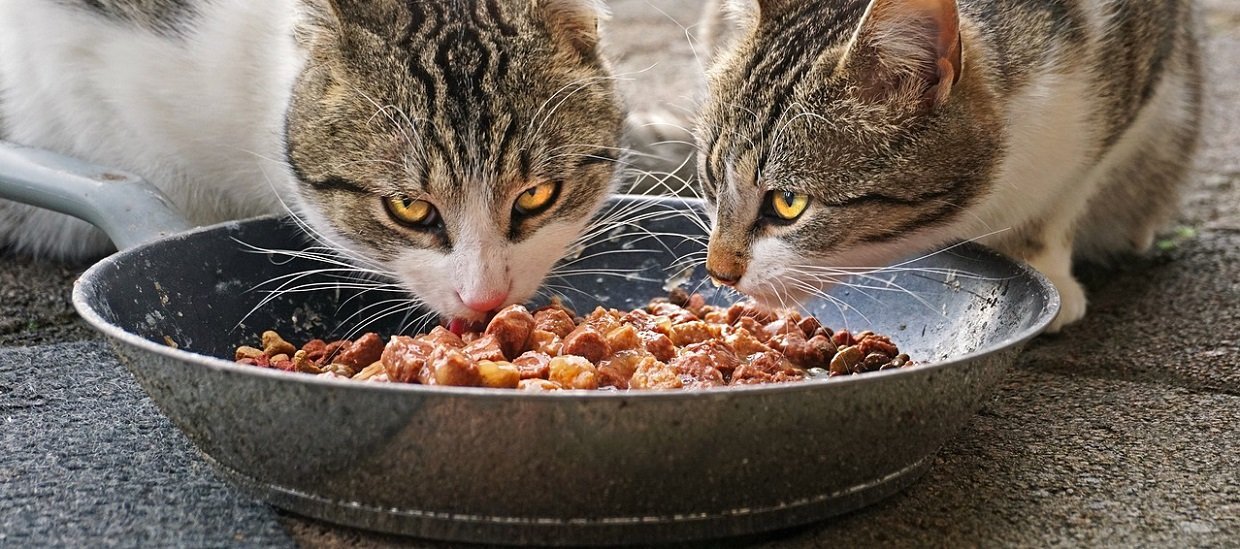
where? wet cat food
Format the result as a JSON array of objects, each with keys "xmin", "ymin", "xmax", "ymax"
[{"xmin": 233, "ymin": 291, "xmax": 916, "ymax": 390}]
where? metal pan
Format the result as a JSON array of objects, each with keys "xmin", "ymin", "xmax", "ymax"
[{"xmin": 0, "ymin": 141, "xmax": 1058, "ymax": 546}]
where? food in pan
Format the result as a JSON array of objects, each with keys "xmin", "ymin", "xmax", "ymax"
[{"xmin": 233, "ymin": 291, "xmax": 916, "ymax": 390}]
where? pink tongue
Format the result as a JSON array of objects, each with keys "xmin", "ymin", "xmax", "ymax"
[{"xmin": 446, "ymin": 318, "xmax": 483, "ymax": 335}]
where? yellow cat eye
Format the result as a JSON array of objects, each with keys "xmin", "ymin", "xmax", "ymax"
[
  {"xmin": 514, "ymin": 181, "xmax": 559, "ymax": 215},
  {"xmin": 384, "ymin": 195, "xmax": 439, "ymax": 227},
  {"xmin": 768, "ymin": 191, "xmax": 810, "ymax": 221}
]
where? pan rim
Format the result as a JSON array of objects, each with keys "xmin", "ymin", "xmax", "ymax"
[{"xmin": 71, "ymin": 196, "xmax": 1061, "ymax": 401}]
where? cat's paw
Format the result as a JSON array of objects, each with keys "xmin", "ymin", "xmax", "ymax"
[{"xmin": 1044, "ymin": 273, "xmax": 1088, "ymax": 333}]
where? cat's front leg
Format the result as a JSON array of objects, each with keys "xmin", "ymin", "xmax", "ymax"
[{"xmin": 1023, "ymin": 235, "xmax": 1088, "ymax": 334}]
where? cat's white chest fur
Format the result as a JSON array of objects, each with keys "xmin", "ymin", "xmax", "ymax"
[{"xmin": 0, "ymin": 0, "xmax": 304, "ymax": 257}]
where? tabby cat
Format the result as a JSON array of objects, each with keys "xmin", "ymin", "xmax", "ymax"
[
  {"xmin": 0, "ymin": 0, "xmax": 623, "ymax": 323},
  {"xmin": 695, "ymin": 0, "xmax": 1202, "ymax": 331}
]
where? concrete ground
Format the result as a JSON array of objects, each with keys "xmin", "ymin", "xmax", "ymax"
[{"xmin": 2, "ymin": 1, "xmax": 1237, "ymax": 547}]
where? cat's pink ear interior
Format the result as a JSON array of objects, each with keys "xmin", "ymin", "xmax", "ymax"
[
  {"xmin": 844, "ymin": 0, "xmax": 963, "ymax": 109},
  {"xmin": 537, "ymin": 0, "xmax": 607, "ymax": 56}
]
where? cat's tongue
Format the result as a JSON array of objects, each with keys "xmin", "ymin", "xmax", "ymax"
[{"xmin": 446, "ymin": 318, "xmax": 485, "ymax": 336}]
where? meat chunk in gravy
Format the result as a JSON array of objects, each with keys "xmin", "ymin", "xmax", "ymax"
[{"xmin": 235, "ymin": 294, "xmax": 915, "ymax": 390}]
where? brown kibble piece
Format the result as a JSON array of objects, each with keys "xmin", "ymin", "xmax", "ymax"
[
  {"xmin": 797, "ymin": 317, "xmax": 828, "ymax": 339},
  {"xmin": 863, "ymin": 352, "xmax": 890, "ymax": 371},
  {"xmin": 857, "ymin": 333, "xmax": 899, "ymax": 359},
  {"xmin": 235, "ymin": 346, "xmax": 264, "ymax": 361},
  {"xmin": 831, "ymin": 330, "xmax": 856, "ymax": 348},
  {"xmin": 320, "ymin": 340, "xmax": 349, "ymax": 364},
  {"xmin": 667, "ymin": 287, "xmax": 690, "ymax": 307},
  {"xmin": 261, "ymin": 331, "xmax": 297, "ymax": 357},
  {"xmin": 292, "ymin": 350, "xmax": 322, "ymax": 374},
  {"xmin": 301, "ymin": 339, "xmax": 328, "ymax": 362},
  {"xmin": 830, "ymin": 345, "xmax": 864, "ymax": 376}
]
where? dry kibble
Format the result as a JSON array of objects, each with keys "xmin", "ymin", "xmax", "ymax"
[
  {"xmin": 830, "ymin": 345, "xmax": 864, "ymax": 376},
  {"xmin": 292, "ymin": 350, "xmax": 322, "ymax": 374},
  {"xmin": 235, "ymin": 346, "xmax": 264, "ymax": 361},
  {"xmin": 261, "ymin": 331, "xmax": 297, "ymax": 357},
  {"xmin": 235, "ymin": 292, "xmax": 915, "ymax": 389}
]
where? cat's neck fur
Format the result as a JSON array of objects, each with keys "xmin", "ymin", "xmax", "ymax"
[{"xmin": 0, "ymin": 0, "xmax": 304, "ymax": 257}]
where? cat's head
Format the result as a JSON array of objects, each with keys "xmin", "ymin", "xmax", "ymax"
[
  {"xmin": 696, "ymin": 0, "xmax": 1002, "ymax": 304},
  {"xmin": 284, "ymin": 0, "xmax": 622, "ymax": 321}
]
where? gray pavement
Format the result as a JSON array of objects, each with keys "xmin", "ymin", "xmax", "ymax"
[{"xmin": 2, "ymin": 1, "xmax": 1238, "ymax": 547}]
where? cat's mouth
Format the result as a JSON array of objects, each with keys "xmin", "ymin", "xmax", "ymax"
[{"xmin": 445, "ymin": 318, "xmax": 486, "ymax": 336}]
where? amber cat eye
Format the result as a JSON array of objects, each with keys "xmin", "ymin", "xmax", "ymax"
[
  {"xmin": 766, "ymin": 191, "xmax": 810, "ymax": 221},
  {"xmin": 514, "ymin": 182, "xmax": 560, "ymax": 216},
  {"xmin": 384, "ymin": 196, "xmax": 439, "ymax": 228}
]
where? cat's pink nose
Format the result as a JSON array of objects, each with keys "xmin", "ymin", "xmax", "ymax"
[{"xmin": 459, "ymin": 290, "xmax": 509, "ymax": 313}]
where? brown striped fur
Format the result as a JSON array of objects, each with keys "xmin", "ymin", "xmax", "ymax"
[{"xmin": 695, "ymin": 0, "xmax": 1202, "ymax": 331}]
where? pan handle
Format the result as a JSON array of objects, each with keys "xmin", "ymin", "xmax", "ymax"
[{"xmin": 0, "ymin": 141, "xmax": 193, "ymax": 250}]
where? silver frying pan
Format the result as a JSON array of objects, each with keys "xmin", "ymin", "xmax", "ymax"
[{"xmin": 0, "ymin": 141, "xmax": 1058, "ymax": 545}]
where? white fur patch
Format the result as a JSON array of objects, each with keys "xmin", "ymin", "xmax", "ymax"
[{"xmin": 0, "ymin": 0, "xmax": 305, "ymax": 257}]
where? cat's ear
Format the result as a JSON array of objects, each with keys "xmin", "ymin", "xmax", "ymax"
[
  {"xmin": 536, "ymin": 0, "xmax": 608, "ymax": 56},
  {"xmin": 840, "ymin": 0, "xmax": 963, "ymax": 110}
]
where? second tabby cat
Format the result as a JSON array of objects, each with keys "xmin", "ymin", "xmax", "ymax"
[{"xmin": 695, "ymin": 0, "xmax": 1202, "ymax": 331}]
